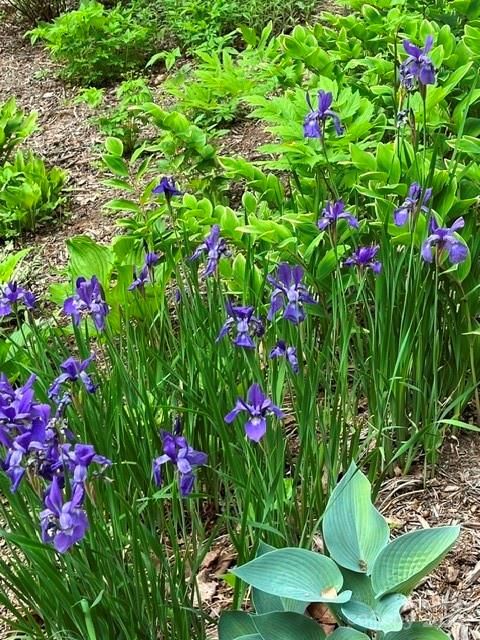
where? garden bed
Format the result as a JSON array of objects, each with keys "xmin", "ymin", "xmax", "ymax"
[{"xmin": 0, "ymin": 0, "xmax": 479, "ymax": 638}]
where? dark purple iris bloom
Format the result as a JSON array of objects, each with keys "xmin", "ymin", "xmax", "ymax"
[
  {"xmin": 217, "ymin": 300, "xmax": 264, "ymax": 349},
  {"xmin": 400, "ymin": 36, "xmax": 436, "ymax": 89},
  {"xmin": 224, "ymin": 383, "xmax": 284, "ymax": 443},
  {"xmin": 129, "ymin": 252, "xmax": 160, "ymax": 291},
  {"xmin": 267, "ymin": 264, "xmax": 315, "ymax": 325},
  {"xmin": 269, "ymin": 341, "xmax": 299, "ymax": 374},
  {"xmin": 0, "ymin": 282, "xmax": 35, "ymax": 317},
  {"xmin": 344, "ymin": 246, "xmax": 382, "ymax": 274},
  {"xmin": 48, "ymin": 354, "xmax": 97, "ymax": 400},
  {"xmin": 152, "ymin": 423, "xmax": 207, "ymax": 497},
  {"xmin": 318, "ymin": 200, "xmax": 359, "ymax": 231},
  {"xmin": 304, "ymin": 90, "xmax": 344, "ymax": 139},
  {"xmin": 63, "ymin": 276, "xmax": 109, "ymax": 332},
  {"xmin": 0, "ymin": 374, "xmax": 49, "ymax": 445},
  {"xmin": 1, "ymin": 411, "xmax": 48, "ymax": 492},
  {"xmin": 421, "ymin": 217, "xmax": 467, "ymax": 265},
  {"xmin": 153, "ymin": 177, "xmax": 183, "ymax": 201},
  {"xmin": 40, "ymin": 477, "xmax": 88, "ymax": 553},
  {"xmin": 56, "ymin": 443, "xmax": 111, "ymax": 486},
  {"xmin": 394, "ymin": 183, "xmax": 432, "ymax": 226},
  {"xmin": 189, "ymin": 225, "xmax": 230, "ymax": 278}
]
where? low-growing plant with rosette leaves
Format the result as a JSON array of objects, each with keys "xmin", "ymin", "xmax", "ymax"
[{"xmin": 219, "ymin": 463, "xmax": 460, "ymax": 640}]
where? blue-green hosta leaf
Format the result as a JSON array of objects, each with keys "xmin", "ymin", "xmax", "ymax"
[
  {"xmin": 232, "ymin": 548, "xmax": 351, "ymax": 603},
  {"xmin": 340, "ymin": 594, "xmax": 406, "ymax": 633},
  {"xmin": 252, "ymin": 612, "xmax": 326, "ymax": 640},
  {"xmin": 252, "ymin": 543, "xmax": 306, "ymax": 615},
  {"xmin": 218, "ymin": 612, "xmax": 259, "ymax": 640},
  {"xmin": 329, "ymin": 628, "xmax": 371, "ymax": 640},
  {"xmin": 323, "ymin": 462, "xmax": 389, "ymax": 574},
  {"xmin": 385, "ymin": 623, "xmax": 451, "ymax": 640},
  {"xmin": 371, "ymin": 526, "xmax": 460, "ymax": 597}
]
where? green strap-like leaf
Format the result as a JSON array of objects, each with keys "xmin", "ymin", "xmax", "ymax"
[
  {"xmin": 384, "ymin": 623, "xmax": 452, "ymax": 640},
  {"xmin": 323, "ymin": 462, "xmax": 390, "ymax": 574},
  {"xmin": 252, "ymin": 612, "xmax": 326, "ymax": 640},
  {"xmin": 232, "ymin": 548, "xmax": 351, "ymax": 603},
  {"xmin": 371, "ymin": 526, "xmax": 460, "ymax": 597}
]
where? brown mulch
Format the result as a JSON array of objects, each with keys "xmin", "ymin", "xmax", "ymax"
[
  {"xmin": 378, "ymin": 433, "xmax": 480, "ymax": 639},
  {"xmin": 0, "ymin": 8, "xmax": 118, "ymax": 295}
]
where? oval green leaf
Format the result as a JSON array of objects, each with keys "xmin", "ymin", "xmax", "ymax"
[
  {"xmin": 252, "ymin": 612, "xmax": 326, "ymax": 640},
  {"xmin": 218, "ymin": 612, "xmax": 259, "ymax": 640},
  {"xmin": 323, "ymin": 462, "xmax": 389, "ymax": 574},
  {"xmin": 384, "ymin": 623, "xmax": 451, "ymax": 640},
  {"xmin": 371, "ymin": 526, "xmax": 460, "ymax": 597},
  {"xmin": 232, "ymin": 548, "xmax": 350, "ymax": 603}
]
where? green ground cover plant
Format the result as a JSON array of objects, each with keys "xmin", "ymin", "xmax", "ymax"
[
  {"xmin": 0, "ymin": 0, "xmax": 478, "ymax": 637},
  {"xmin": 29, "ymin": 1, "xmax": 158, "ymax": 86},
  {"xmin": 76, "ymin": 78, "xmax": 154, "ymax": 154}
]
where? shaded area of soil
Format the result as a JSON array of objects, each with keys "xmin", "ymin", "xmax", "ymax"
[{"xmin": 0, "ymin": 10, "xmax": 117, "ymax": 295}]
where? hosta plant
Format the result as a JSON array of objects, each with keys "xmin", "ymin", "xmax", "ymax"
[
  {"xmin": 220, "ymin": 463, "xmax": 460, "ymax": 640},
  {"xmin": 0, "ymin": 98, "xmax": 37, "ymax": 163}
]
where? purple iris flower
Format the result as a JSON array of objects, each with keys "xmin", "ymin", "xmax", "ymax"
[
  {"xmin": 269, "ymin": 341, "xmax": 299, "ymax": 374},
  {"xmin": 55, "ymin": 443, "xmax": 111, "ymax": 486},
  {"xmin": 318, "ymin": 200, "xmax": 359, "ymax": 231},
  {"xmin": 394, "ymin": 183, "xmax": 432, "ymax": 226},
  {"xmin": 344, "ymin": 246, "xmax": 382, "ymax": 274},
  {"xmin": 48, "ymin": 354, "xmax": 97, "ymax": 400},
  {"xmin": 224, "ymin": 383, "xmax": 284, "ymax": 443},
  {"xmin": 0, "ymin": 282, "xmax": 35, "ymax": 317},
  {"xmin": 217, "ymin": 300, "xmax": 264, "ymax": 349},
  {"xmin": 421, "ymin": 217, "xmax": 467, "ymax": 265},
  {"xmin": 400, "ymin": 36, "xmax": 436, "ymax": 89},
  {"xmin": 304, "ymin": 90, "xmax": 344, "ymax": 139},
  {"xmin": 152, "ymin": 177, "xmax": 183, "ymax": 201},
  {"xmin": 40, "ymin": 477, "xmax": 88, "ymax": 553},
  {"xmin": 189, "ymin": 225, "xmax": 230, "ymax": 278},
  {"xmin": 152, "ymin": 422, "xmax": 207, "ymax": 497},
  {"xmin": 129, "ymin": 252, "xmax": 160, "ymax": 291},
  {"xmin": 267, "ymin": 264, "xmax": 315, "ymax": 325},
  {"xmin": 63, "ymin": 276, "xmax": 109, "ymax": 332}
]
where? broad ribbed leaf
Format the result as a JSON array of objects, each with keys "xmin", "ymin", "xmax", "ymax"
[
  {"xmin": 371, "ymin": 527, "xmax": 460, "ymax": 597},
  {"xmin": 252, "ymin": 612, "xmax": 326, "ymax": 640},
  {"xmin": 323, "ymin": 463, "xmax": 389, "ymax": 574},
  {"xmin": 218, "ymin": 612, "xmax": 259, "ymax": 640},
  {"xmin": 232, "ymin": 548, "xmax": 350, "ymax": 603},
  {"xmin": 340, "ymin": 594, "xmax": 406, "ymax": 633},
  {"xmin": 253, "ymin": 543, "xmax": 306, "ymax": 615},
  {"xmin": 385, "ymin": 623, "xmax": 451, "ymax": 640},
  {"xmin": 329, "ymin": 628, "xmax": 371, "ymax": 640}
]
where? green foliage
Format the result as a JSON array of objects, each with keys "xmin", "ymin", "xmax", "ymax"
[
  {"xmin": 165, "ymin": 24, "xmax": 301, "ymax": 126},
  {"xmin": 0, "ymin": 151, "xmax": 67, "ymax": 237},
  {"xmin": 220, "ymin": 464, "xmax": 460, "ymax": 639},
  {"xmin": 162, "ymin": 0, "xmax": 317, "ymax": 51},
  {"xmin": 0, "ymin": 98, "xmax": 37, "ymax": 164},
  {"xmin": 29, "ymin": 1, "xmax": 157, "ymax": 86},
  {"xmin": 81, "ymin": 78, "xmax": 154, "ymax": 153}
]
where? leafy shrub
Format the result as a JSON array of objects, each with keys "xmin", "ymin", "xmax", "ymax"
[
  {"xmin": 29, "ymin": 1, "xmax": 157, "ymax": 86},
  {"xmin": 163, "ymin": 0, "xmax": 317, "ymax": 51},
  {"xmin": 165, "ymin": 24, "xmax": 300, "ymax": 126},
  {"xmin": 78, "ymin": 78, "xmax": 153, "ymax": 153},
  {"xmin": 220, "ymin": 463, "xmax": 460, "ymax": 640},
  {"xmin": 0, "ymin": 98, "xmax": 37, "ymax": 164},
  {"xmin": 0, "ymin": 151, "xmax": 67, "ymax": 237}
]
